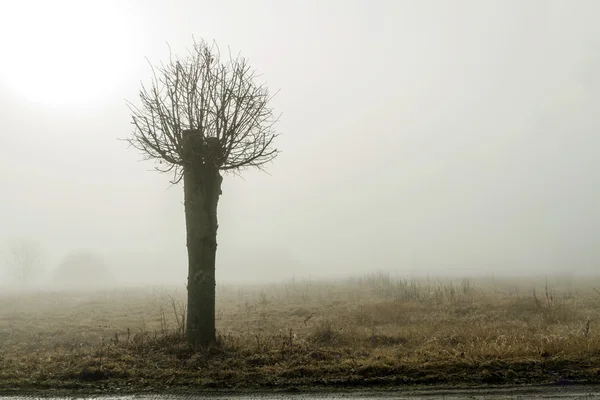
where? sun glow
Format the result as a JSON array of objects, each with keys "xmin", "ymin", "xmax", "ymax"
[{"xmin": 0, "ymin": 0, "xmax": 142, "ymax": 108}]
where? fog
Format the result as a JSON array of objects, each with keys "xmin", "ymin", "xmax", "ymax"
[{"xmin": 1, "ymin": 0, "xmax": 599, "ymax": 288}]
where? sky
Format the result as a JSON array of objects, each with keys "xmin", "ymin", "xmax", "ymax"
[{"xmin": 0, "ymin": 0, "xmax": 599, "ymax": 286}]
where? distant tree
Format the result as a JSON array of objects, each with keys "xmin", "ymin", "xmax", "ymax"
[
  {"xmin": 7, "ymin": 238, "xmax": 42, "ymax": 287},
  {"xmin": 53, "ymin": 250, "xmax": 116, "ymax": 289},
  {"xmin": 125, "ymin": 39, "xmax": 280, "ymax": 346}
]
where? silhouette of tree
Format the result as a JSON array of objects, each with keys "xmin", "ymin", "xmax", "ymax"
[
  {"xmin": 125, "ymin": 39, "xmax": 280, "ymax": 345},
  {"xmin": 53, "ymin": 250, "xmax": 116, "ymax": 289},
  {"xmin": 7, "ymin": 238, "xmax": 42, "ymax": 287}
]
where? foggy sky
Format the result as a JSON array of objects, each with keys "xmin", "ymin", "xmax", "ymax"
[{"xmin": 1, "ymin": 0, "xmax": 600, "ymax": 285}]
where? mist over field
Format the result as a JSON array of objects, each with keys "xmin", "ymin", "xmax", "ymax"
[{"xmin": 1, "ymin": 0, "xmax": 600, "ymax": 289}]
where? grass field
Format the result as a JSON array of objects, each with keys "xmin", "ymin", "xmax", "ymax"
[{"xmin": 1, "ymin": 272, "xmax": 600, "ymax": 394}]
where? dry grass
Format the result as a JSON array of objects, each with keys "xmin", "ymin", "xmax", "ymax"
[{"xmin": 1, "ymin": 272, "xmax": 600, "ymax": 393}]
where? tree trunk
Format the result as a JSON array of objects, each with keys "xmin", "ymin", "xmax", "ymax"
[{"xmin": 182, "ymin": 131, "xmax": 223, "ymax": 346}]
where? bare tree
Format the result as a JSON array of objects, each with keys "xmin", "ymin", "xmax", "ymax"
[
  {"xmin": 7, "ymin": 238, "xmax": 42, "ymax": 287},
  {"xmin": 126, "ymin": 39, "xmax": 280, "ymax": 345},
  {"xmin": 53, "ymin": 250, "xmax": 116, "ymax": 290}
]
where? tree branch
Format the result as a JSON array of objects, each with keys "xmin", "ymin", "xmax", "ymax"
[{"xmin": 125, "ymin": 38, "xmax": 279, "ymax": 182}]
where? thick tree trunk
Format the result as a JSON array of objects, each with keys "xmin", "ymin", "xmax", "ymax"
[{"xmin": 182, "ymin": 131, "xmax": 223, "ymax": 346}]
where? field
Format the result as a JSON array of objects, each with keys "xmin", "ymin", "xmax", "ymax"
[{"xmin": 1, "ymin": 272, "xmax": 600, "ymax": 394}]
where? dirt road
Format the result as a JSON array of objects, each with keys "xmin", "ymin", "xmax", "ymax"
[{"xmin": 4, "ymin": 385, "xmax": 600, "ymax": 399}]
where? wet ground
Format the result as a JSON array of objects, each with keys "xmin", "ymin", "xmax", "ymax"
[{"xmin": 2, "ymin": 385, "xmax": 600, "ymax": 399}]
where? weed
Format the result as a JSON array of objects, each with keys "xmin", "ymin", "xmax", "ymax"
[{"xmin": 0, "ymin": 274, "xmax": 599, "ymax": 392}]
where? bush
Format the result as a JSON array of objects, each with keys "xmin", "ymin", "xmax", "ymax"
[{"xmin": 52, "ymin": 250, "xmax": 116, "ymax": 289}]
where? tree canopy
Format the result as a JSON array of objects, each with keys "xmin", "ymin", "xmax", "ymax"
[{"xmin": 126, "ymin": 40, "xmax": 280, "ymax": 182}]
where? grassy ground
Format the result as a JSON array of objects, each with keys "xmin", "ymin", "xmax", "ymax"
[{"xmin": 1, "ymin": 272, "xmax": 600, "ymax": 394}]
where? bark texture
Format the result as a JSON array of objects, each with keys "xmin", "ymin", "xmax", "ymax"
[{"xmin": 183, "ymin": 131, "xmax": 223, "ymax": 346}]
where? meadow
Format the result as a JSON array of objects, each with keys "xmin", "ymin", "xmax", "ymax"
[{"xmin": 1, "ymin": 272, "xmax": 599, "ymax": 394}]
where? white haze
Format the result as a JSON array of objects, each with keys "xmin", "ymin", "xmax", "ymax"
[{"xmin": 0, "ymin": 0, "xmax": 599, "ymax": 287}]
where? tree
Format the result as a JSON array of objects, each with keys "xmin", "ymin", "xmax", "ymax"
[
  {"xmin": 125, "ymin": 39, "xmax": 280, "ymax": 346},
  {"xmin": 52, "ymin": 250, "xmax": 116, "ymax": 289},
  {"xmin": 7, "ymin": 238, "xmax": 42, "ymax": 287}
]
